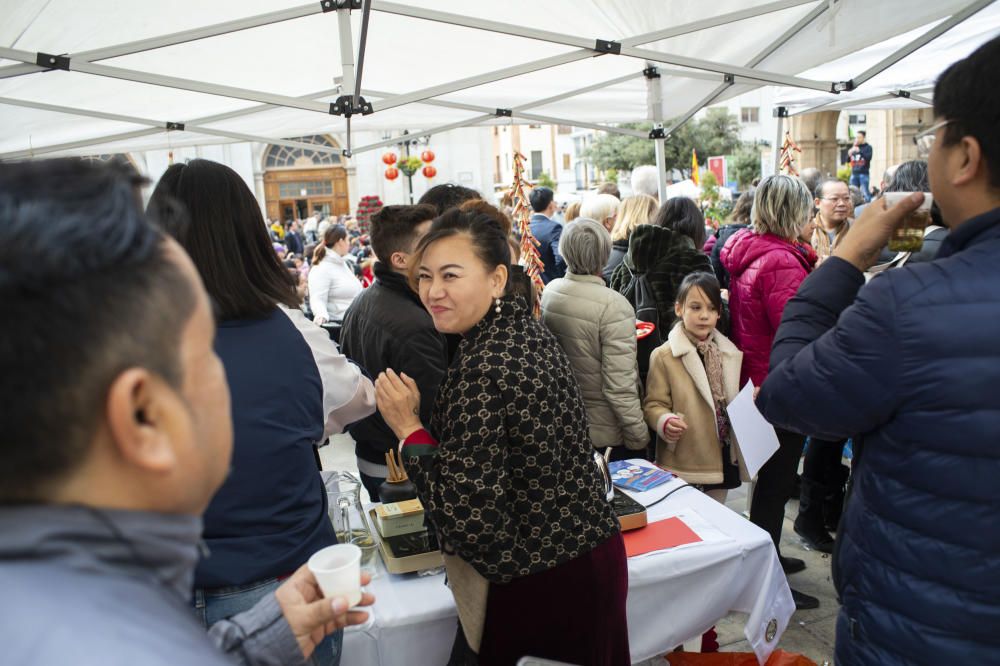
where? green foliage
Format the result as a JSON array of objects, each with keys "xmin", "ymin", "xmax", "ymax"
[
  {"xmin": 398, "ymin": 155, "xmax": 423, "ymax": 177},
  {"xmin": 536, "ymin": 171, "xmax": 557, "ymax": 190},
  {"xmin": 584, "ymin": 109, "xmax": 743, "ymax": 178},
  {"xmin": 731, "ymin": 144, "xmax": 762, "ymax": 188},
  {"xmin": 837, "ymin": 164, "xmax": 852, "ymax": 183},
  {"xmin": 605, "ymin": 168, "xmax": 618, "ymax": 184}
]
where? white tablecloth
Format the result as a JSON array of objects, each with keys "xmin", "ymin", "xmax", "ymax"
[{"xmin": 344, "ymin": 477, "xmax": 794, "ymax": 665}]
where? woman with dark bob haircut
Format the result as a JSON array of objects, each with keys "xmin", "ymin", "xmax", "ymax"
[
  {"xmin": 375, "ymin": 205, "xmax": 629, "ymax": 665},
  {"xmin": 148, "ymin": 159, "xmax": 376, "ymax": 666}
]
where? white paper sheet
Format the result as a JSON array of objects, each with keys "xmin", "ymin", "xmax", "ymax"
[{"xmin": 726, "ymin": 381, "xmax": 780, "ymax": 479}]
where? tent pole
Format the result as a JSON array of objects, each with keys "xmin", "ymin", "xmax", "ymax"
[
  {"xmin": 351, "ymin": 114, "xmax": 496, "ymax": 154},
  {"xmin": 0, "ymin": 2, "xmax": 325, "ymax": 81},
  {"xmin": 337, "ymin": 6, "xmax": 356, "ymax": 99},
  {"xmin": 369, "ymin": 1, "xmax": 836, "ymax": 94},
  {"xmin": 353, "ymin": 0, "xmax": 373, "ymax": 109},
  {"xmin": 849, "ymin": 0, "xmax": 994, "ymax": 89},
  {"xmin": 509, "ymin": 72, "xmax": 645, "ymax": 111},
  {"xmin": 646, "ymin": 67, "xmax": 667, "ymax": 201}
]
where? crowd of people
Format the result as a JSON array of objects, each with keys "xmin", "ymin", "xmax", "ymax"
[{"xmin": 0, "ymin": 36, "xmax": 997, "ymax": 666}]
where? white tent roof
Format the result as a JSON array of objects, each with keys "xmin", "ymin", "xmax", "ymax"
[{"xmin": 0, "ymin": 0, "xmax": 996, "ymax": 159}]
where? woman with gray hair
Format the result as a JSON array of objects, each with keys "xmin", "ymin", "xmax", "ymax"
[
  {"xmin": 720, "ymin": 174, "xmax": 820, "ymax": 610},
  {"xmin": 541, "ymin": 218, "xmax": 649, "ymax": 460}
]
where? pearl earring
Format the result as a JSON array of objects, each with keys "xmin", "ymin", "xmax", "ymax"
[{"xmin": 494, "ymin": 297, "xmax": 502, "ymax": 314}]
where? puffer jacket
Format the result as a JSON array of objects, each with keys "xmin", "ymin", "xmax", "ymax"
[
  {"xmin": 608, "ymin": 224, "xmax": 714, "ymax": 331},
  {"xmin": 720, "ymin": 229, "xmax": 814, "ymax": 386},
  {"xmin": 759, "ymin": 207, "xmax": 1000, "ymax": 664},
  {"xmin": 540, "ymin": 272, "xmax": 649, "ymax": 451}
]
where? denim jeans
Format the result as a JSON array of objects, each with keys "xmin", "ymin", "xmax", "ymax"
[
  {"xmin": 850, "ymin": 172, "xmax": 871, "ymax": 202},
  {"xmin": 193, "ymin": 577, "xmax": 342, "ymax": 666}
]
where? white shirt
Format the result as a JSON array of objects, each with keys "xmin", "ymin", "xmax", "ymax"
[{"xmin": 308, "ymin": 252, "xmax": 362, "ymax": 321}]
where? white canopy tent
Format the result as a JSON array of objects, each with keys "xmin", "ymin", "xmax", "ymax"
[{"xmin": 1, "ymin": 0, "xmax": 997, "ymax": 198}]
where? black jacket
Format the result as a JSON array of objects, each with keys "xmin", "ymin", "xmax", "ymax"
[
  {"xmin": 602, "ymin": 238, "xmax": 629, "ymax": 283},
  {"xmin": 709, "ymin": 223, "xmax": 748, "ymax": 289},
  {"xmin": 340, "ymin": 262, "xmax": 448, "ymax": 468}
]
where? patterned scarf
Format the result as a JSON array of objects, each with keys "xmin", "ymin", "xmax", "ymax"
[
  {"xmin": 684, "ymin": 327, "xmax": 735, "ymax": 462},
  {"xmin": 810, "ymin": 214, "xmax": 850, "ymax": 260}
]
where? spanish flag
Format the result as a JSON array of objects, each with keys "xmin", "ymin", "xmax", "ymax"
[{"xmin": 691, "ymin": 149, "xmax": 700, "ymax": 186}]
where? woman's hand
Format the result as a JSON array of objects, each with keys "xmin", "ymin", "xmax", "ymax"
[
  {"xmin": 313, "ymin": 315, "xmax": 328, "ymax": 326},
  {"xmin": 375, "ymin": 369, "xmax": 423, "ymax": 440}
]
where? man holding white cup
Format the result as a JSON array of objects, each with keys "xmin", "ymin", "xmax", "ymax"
[{"xmin": 0, "ymin": 159, "xmax": 373, "ymax": 666}]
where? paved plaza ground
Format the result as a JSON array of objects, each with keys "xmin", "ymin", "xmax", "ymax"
[{"xmin": 321, "ymin": 434, "xmax": 837, "ymax": 665}]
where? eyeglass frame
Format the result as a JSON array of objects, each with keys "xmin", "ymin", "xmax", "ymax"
[{"xmin": 913, "ymin": 119, "xmax": 954, "ymax": 157}]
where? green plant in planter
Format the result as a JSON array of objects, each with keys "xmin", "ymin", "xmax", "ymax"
[
  {"xmin": 398, "ymin": 156, "xmax": 423, "ymax": 177},
  {"xmin": 536, "ymin": 171, "xmax": 557, "ymax": 190}
]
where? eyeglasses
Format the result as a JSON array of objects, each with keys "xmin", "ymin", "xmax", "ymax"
[
  {"xmin": 820, "ymin": 196, "xmax": 853, "ymax": 203},
  {"xmin": 913, "ymin": 119, "xmax": 954, "ymax": 158}
]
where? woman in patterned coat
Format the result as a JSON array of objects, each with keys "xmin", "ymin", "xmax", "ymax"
[{"xmin": 375, "ymin": 206, "xmax": 629, "ymax": 666}]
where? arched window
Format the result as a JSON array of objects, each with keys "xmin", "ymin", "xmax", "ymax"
[{"xmin": 264, "ymin": 135, "xmax": 342, "ymax": 169}]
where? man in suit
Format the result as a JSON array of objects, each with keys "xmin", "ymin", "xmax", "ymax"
[{"xmin": 529, "ymin": 187, "xmax": 566, "ymax": 283}]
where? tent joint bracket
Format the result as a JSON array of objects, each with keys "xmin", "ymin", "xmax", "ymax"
[
  {"xmin": 642, "ymin": 66, "xmax": 660, "ymax": 79},
  {"xmin": 495, "ymin": 108, "xmax": 512, "ymax": 117},
  {"xmin": 723, "ymin": 74, "xmax": 735, "ymax": 84},
  {"xmin": 648, "ymin": 127, "xmax": 667, "ymax": 139},
  {"xmin": 329, "ymin": 94, "xmax": 373, "ymax": 116},
  {"xmin": 165, "ymin": 122, "xmax": 185, "ymax": 131},
  {"xmin": 832, "ymin": 79, "xmax": 854, "ymax": 93},
  {"xmin": 594, "ymin": 39, "xmax": 621, "ymax": 55},
  {"xmin": 36, "ymin": 52, "xmax": 70, "ymax": 71},
  {"xmin": 321, "ymin": 0, "xmax": 361, "ymax": 12},
  {"xmin": 773, "ymin": 106, "xmax": 789, "ymax": 118}
]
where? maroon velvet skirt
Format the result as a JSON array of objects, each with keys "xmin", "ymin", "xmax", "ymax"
[{"xmin": 478, "ymin": 532, "xmax": 630, "ymax": 666}]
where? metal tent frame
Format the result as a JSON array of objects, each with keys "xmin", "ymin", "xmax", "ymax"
[{"xmin": 0, "ymin": 0, "xmax": 993, "ymax": 175}]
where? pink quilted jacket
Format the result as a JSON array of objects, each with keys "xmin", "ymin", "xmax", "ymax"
[{"xmin": 720, "ymin": 229, "xmax": 815, "ymax": 386}]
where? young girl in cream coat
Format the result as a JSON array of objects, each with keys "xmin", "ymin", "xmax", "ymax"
[{"xmin": 643, "ymin": 272, "xmax": 747, "ymax": 502}]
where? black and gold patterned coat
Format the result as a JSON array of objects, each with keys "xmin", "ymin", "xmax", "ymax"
[{"xmin": 402, "ymin": 296, "xmax": 619, "ymax": 584}]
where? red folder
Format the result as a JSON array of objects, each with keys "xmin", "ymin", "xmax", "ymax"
[{"xmin": 623, "ymin": 516, "xmax": 702, "ymax": 557}]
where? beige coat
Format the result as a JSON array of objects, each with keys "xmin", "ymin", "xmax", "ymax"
[
  {"xmin": 643, "ymin": 324, "xmax": 748, "ymax": 484},
  {"xmin": 541, "ymin": 273, "xmax": 649, "ymax": 450}
]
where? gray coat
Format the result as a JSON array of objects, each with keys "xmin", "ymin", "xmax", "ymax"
[
  {"xmin": 0, "ymin": 505, "xmax": 305, "ymax": 666},
  {"xmin": 541, "ymin": 272, "xmax": 649, "ymax": 451}
]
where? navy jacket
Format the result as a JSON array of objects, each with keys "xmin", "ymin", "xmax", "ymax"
[
  {"xmin": 758, "ymin": 207, "xmax": 1000, "ymax": 664},
  {"xmin": 197, "ymin": 306, "xmax": 375, "ymax": 589},
  {"xmin": 530, "ymin": 213, "xmax": 566, "ymax": 283}
]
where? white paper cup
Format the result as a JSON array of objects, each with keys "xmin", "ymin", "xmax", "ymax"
[
  {"xmin": 307, "ymin": 544, "xmax": 362, "ymax": 607},
  {"xmin": 883, "ymin": 191, "xmax": 933, "ymax": 211}
]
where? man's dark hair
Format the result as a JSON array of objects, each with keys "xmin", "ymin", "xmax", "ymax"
[
  {"xmin": 417, "ymin": 183, "xmax": 482, "ymax": 214},
  {"xmin": 934, "ymin": 35, "xmax": 1000, "ymax": 190},
  {"xmin": 529, "ymin": 186, "xmax": 554, "ymax": 213},
  {"xmin": 814, "ymin": 178, "xmax": 846, "ymax": 200},
  {"xmin": 857, "ymin": 130, "xmax": 866, "ymax": 138},
  {"xmin": 652, "ymin": 196, "xmax": 706, "ymax": 249},
  {"xmin": 148, "ymin": 159, "xmax": 298, "ymax": 320},
  {"xmin": 370, "ymin": 204, "xmax": 437, "ymax": 263},
  {"xmin": 0, "ymin": 159, "xmax": 196, "ymax": 503},
  {"xmin": 597, "ymin": 182, "xmax": 621, "ymax": 199},
  {"xmin": 675, "ymin": 271, "xmax": 723, "ymax": 314}
]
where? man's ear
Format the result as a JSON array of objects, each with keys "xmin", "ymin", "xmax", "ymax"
[
  {"xmin": 953, "ymin": 136, "xmax": 984, "ymax": 188},
  {"xmin": 390, "ymin": 251, "xmax": 408, "ymax": 271},
  {"xmin": 105, "ymin": 369, "xmax": 178, "ymax": 474}
]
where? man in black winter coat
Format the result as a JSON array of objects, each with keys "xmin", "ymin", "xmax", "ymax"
[{"xmin": 340, "ymin": 204, "xmax": 447, "ymax": 500}]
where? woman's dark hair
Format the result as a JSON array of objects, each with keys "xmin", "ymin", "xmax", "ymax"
[
  {"xmin": 408, "ymin": 207, "xmax": 510, "ymax": 291},
  {"xmin": 312, "ymin": 224, "xmax": 348, "ymax": 265},
  {"xmin": 652, "ymin": 197, "xmax": 706, "ymax": 249},
  {"xmin": 675, "ymin": 271, "xmax": 723, "ymax": 313},
  {"xmin": 886, "ymin": 160, "xmax": 943, "ymax": 226},
  {"xmin": 147, "ymin": 159, "xmax": 298, "ymax": 320}
]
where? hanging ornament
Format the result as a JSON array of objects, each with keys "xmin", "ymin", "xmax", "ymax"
[
  {"xmin": 382, "ymin": 152, "xmax": 398, "ymax": 165},
  {"xmin": 778, "ymin": 132, "xmax": 803, "ymax": 177},
  {"xmin": 420, "ymin": 149, "xmax": 435, "ymax": 163},
  {"xmin": 506, "ymin": 150, "xmax": 545, "ymax": 317},
  {"xmin": 422, "ymin": 165, "xmax": 437, "ymax": 178},
  {"xmin": 384, "ymin": 166, "xmax": 400, "ymax": 180}
]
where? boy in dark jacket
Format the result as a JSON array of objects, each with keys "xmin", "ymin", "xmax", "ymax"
[
  {"xmin": 758, "ymin": 37, "xmax": 1000, "ymax": 665},
  {"xmin": 340, "ymin": 204, "xmax": 447, "ymax": 500}
]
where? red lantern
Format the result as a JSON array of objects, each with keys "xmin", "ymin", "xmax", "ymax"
[
  {"xmin": 420, "ymin": 150, "xmax": 435, "ymax": 163},
  {"xmin": 382, "ymin": 152, "xmax": 398, "ymax": 165},
  {"xmin": 422, "ymin": 165, "xmax": 437, "ymax": 179},
  {"xmin": 384, "ymin": 166, "xmax": 399, "ymax": 180}
]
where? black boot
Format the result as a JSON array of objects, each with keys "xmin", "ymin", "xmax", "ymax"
[{"xmin": 794, "ymin": 477, "xmax": 835, "ymax": 553}]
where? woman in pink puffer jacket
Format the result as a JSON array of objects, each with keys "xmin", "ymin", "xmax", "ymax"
[{"xmin": 719, "ymin": 174, "xmax": 821, "ymax": 610}]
